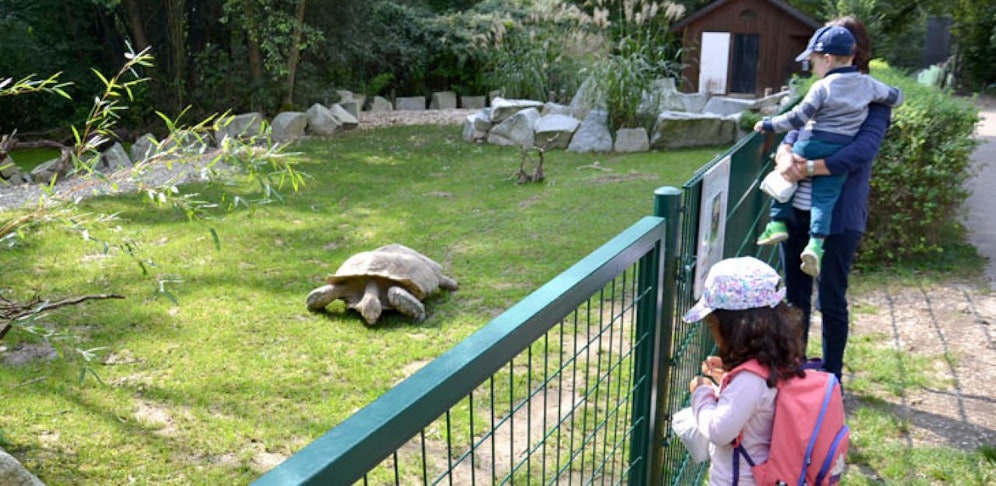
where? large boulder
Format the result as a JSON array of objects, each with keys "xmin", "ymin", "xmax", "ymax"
[
  {"xmin": 567, "ymin": 109, "xmax": 613, "ymax": 153},
  {"xmin": 534, "ymin": 114, "xmax": 580, "ymax": 150},
  {"xmin": 429, "ymin": 91, "xmax": 458, "ymax": 110},
  {"xmin": 650, "ymin": 111, "xmax": 737, "ymax": 150},
  {"xmin": 99, "ymin": 142, "xmax": 132, "ymax": 171},
  {"xmin": 368, "ymin": 96, "xmax": 393, "ymax": 112},
  {"xmin": 487, "ymin": 108, "xmax": 540, "ymax": 147},
  {"xmin": 489, "ymin": 97, "xmax": 544, "ymax": 124},
  {"xmin": 328, "ymin": 104, "xmax": 359, "ymax": 130},
  {"xmin": 395, "ymin": 96, "xmax": 426, "ymax": 111},
  {"xmin": 130, "ymin": 133, "xmax": 159, "ymax": 162},
  {"xmin": 215, "ymin": 112, "xmax": 264, "ymax": 143},
  {"xmin": 568, "ymin": 77, "xmax": 605, "ymax": 121},
  {"xmin": 0, "ymin": 448, "xmax": 44, "ymax": 486},
  {"xmin": 614, "ymin": 127, "xmax": 650, "ymax": 153},
  {"xmin": 306, "ymin": 103, "xmax": 342, "ymax": 136},
  {"xmin": 462, "ymin": 110, "xmax": 493, "ymax": 142},
  {"xmin": 459, "ymin": 95, "xmax": 487, "ymax": 109},
  {"xmin": 703, "ymin": 97, "xmax": 756, "ymax": 116},
  {"xmin": 271, "ymin": 112, "xmax": 309, "ymax": 141}
]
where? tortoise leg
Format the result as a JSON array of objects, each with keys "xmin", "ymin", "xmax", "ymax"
[
  {"xmin": 439, "ymin": 275, "xmax": 458, "ymax": 291},
  {"xmin": 306, "ymin": 284, "xmax": 346, "ymax": 311},
  {"xmin": 387, "ymin": 286, "xmax": 426, "ymax": 322}
]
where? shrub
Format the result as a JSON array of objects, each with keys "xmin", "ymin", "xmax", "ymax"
[
  {"xmin": 860, "ymin": 61, "xmax": 980, "ymax": 264},
  {"xmin": 471, "ymin": 0, "xmax": 601, "ymax": 101}
]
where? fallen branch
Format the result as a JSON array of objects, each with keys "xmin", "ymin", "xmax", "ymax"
[{"xmin": 0, "ymin": 293, "xmax": 125, "ymax": 341}]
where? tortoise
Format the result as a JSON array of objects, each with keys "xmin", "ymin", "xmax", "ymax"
[{"xmin": 306, "ymin": 244, "xmax": 458, "ymax": 325}]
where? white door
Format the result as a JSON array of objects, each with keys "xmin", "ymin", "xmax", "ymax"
[{"xmin": 699, "ymin": 32, "xmax": 730, "ymax": 94}]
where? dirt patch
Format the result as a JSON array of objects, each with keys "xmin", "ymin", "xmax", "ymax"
[{"xmin": 1, "ymin": 342, "xmax": 58, "ymax": 366}]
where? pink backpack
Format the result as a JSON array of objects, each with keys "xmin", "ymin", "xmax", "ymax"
[{"xmin": 722, "ymin": 359, "xmax": 849, "ymax": 486}]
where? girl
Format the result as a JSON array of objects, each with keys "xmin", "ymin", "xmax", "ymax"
[{"xmin": 684, "ymin": 257, "xmax": 806, "ymax": 485}]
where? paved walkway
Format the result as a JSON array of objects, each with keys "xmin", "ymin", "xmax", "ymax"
[{"xmin": 965, "ymin": 96, "xmax": 996, "ymax": 286}]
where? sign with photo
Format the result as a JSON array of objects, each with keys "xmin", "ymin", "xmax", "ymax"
[{"xmin": 694, "ymin": 155, "xmax": 731, "ymax": 298}]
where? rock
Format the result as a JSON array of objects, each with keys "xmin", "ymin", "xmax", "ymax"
[
  {"xmin": 368, "ymin": 96, "xmax": 393, "ymax": 112},
  {"xmin": 489, "ymin": 97, "xmax": 544, "ymax": 124},
  {"xmin": 338, "ymin": 101, "xmax": 360, "ymax": 120},
  {"xmin": 160, "ymin": 129, "xmax": 214, "ymax": 155},
  {"xmin": 614, "ymin": 127, "xmax": 651, "ymax": 153},
  {"xmin": 1, "ymin": 154, "xmax": 18, "ymax": 178},
  {"xmin": 541, "ymin": 102, "xmax": 572, "ymax": 117},
  {"xmin": 534, "ymin": 114, "xmax": 580, "ymax": 150},
  {"xmin": 215, "ymin": 112, "xmax": 265, "ymax": 143},
  {"xmin": 567, "ymin": 109, "xmax": 613, "ymax": 153},
  {"xmin": 568, "ymin": 77, "xmax": 605, "ymax": 121},
  {"xmin": 0, "ymin": 448, "xmax": 44, "ymax": 486},
  {"xmin": 31, "ymin": 158, "xmax": 60, "ymax": 183},
  {"xmin": 459, "ymin": 95, "xmax": 487, "ymax": 109},
  {"xmin": 271, "ymin": 112, "xmax": 308, "ymax": 141},
  {"xmin": 395, "ymin": 96, "xmax": 426, "ymax": 111},
  {"xmin": 130, "ymin": 133, "xmax": 159, "ymax": 162},
  {"xmin": 650, "ymin": 111, "xmax": 737, "ymax": 149},
  {"xmin": 487, "ymin": 108, "xmax": 540, "ymax": 147},
  {"xmin": 462, "ymin": 110, "xmax": 493, "ymax": 142},
  {"xmin": 306, "ymin": 103, "xmax": 342, "ymax": 136},
  {"xmin": 429, "ymin": 91, "xmax": 458, "ymax": 110},
  {"xmin": 100, "ymin": 142, "xmax": 132, "ymax": 171},
  {"xmin": 703, "ymin": 97, "xmax": 757, "ymax": 116},
  {"xmin": 329, "ymin": 104, "xmax": 359, "ymax": 130}
]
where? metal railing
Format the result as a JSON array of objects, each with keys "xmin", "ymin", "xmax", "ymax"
[{"xmin": 255, "ymin": 130, "xmax": 780, "ymax": 486}]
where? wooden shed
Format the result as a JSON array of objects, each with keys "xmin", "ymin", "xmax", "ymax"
[{"xmin": 671, "ymin": 0, "xmax": 822, "ymax": 96}]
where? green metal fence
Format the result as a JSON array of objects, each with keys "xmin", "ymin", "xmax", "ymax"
[{"xmin": 254, "ymin": 131, "xmax": 779, "ymax": 486}]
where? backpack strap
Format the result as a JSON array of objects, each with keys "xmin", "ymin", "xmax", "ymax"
[
  {"xmin": 732, "ymin": 444, "xmax": 756, "ymax": 486},
  {"xmin": 797, "ymin": 372, "xmax": 839, "ymax": 483}
]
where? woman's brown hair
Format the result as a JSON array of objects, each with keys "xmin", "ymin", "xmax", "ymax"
[
  {"xmin": 828, "ymin": 15, "xmax": 871, "ymax": 74},
  {"xmin": 710, "ymin": 302, "xmax": 805, "ymax": 387}
]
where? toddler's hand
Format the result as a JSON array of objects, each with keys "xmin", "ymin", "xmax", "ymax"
[{"xmin": 753, "ymin": 120, "xmax": 764, "ymax": 132}]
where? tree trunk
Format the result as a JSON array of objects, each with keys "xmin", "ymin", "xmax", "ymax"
[
  {"xmin": 122, "ymin": 0, "xmax": 149, "ymax": 50},
  {"xmin": 165, "ymin": 0, "xmax": 187, "ymax": 111},
  {"xmin": 243, "ymin": 0, "xmax": 264, "ymax": 84},
  {"xmin": 281, "ymin": 0, "xmax": 307, "ymax": 109}
]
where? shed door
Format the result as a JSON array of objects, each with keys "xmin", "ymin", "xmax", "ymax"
[
  {"xmin": 730, "ymin": 33, "xmax": 759, "ymax": 93},
  {"xmin": 699, "ymin": 32, "xmax": 730, "ymax": 94}
]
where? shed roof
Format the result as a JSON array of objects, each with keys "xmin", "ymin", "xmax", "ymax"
[{"xmin": 671, "ymin": 0, "xmax": 822, "ymax": 32}]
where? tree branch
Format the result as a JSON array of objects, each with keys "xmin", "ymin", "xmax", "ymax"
[{"xmin": 0, "ymin": 293, "xmax": 126, "ymax": 341}]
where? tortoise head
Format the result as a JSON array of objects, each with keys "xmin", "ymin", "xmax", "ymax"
[{"xmin": 357, "ymin": 281, "xmax": 383, "ymax": 325}]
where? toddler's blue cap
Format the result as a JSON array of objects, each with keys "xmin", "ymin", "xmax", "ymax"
[{"xmin": 796, "ymin": 25, "xmax": 856, "ymax": 62}]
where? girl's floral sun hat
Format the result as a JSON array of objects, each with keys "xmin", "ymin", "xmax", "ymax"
[{"xmin": 682, "ymin": 257, "xmax": 785, "ymax": 322}]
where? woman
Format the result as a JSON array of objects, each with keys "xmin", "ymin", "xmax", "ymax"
[{"xmin": 772, "ymin": 15, "xmax": 892, "ymax": 382}]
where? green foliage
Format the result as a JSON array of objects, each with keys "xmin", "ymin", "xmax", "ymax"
[
  {"xmin": 860, "ymin": 61, "xmax": 980, "ymax": 264},
  {"xmin": 950, "ymin": 7, "xmax": 996, "ymax": 91},
  {"xmin": 584, "ymin": 1, "xmax": 685, "ymax": 130},
  {"xmin": 470, "ymin": 0, "xmax": 601, "ymax": 101}
]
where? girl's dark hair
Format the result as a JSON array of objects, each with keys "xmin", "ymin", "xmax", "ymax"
[
  {"xmin": 828, "ymin": 15, "xmax": 871, "ymax": 74},
  {"xmin": 711, "ymin": 302, "xmax": 805, "ymax": 387}
]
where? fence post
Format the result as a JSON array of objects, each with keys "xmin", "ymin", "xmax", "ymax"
[
  {"xmin": 629, "ymin": 187, "xmax": 682, "ymax": 485},
  {"xmin": 653, "ymin": 186, "xmax": 681, "ymax": 484}
]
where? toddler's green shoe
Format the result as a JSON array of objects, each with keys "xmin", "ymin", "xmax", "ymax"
[
  {"xmin": 756, "ymin": 221, "xmax": 788, "ymax": 246},
  {"xmin": 801, "ymin": 238, "xmax": 824, "ymax": 277}
]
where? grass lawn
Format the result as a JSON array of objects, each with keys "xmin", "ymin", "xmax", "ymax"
[
  {"xmin": 1, "ymin": 124, "xmax": 716, "ymax": 484},
  {"xmin": 4, "ymin": 123, "xmax": 994, "ymax": 485}
]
